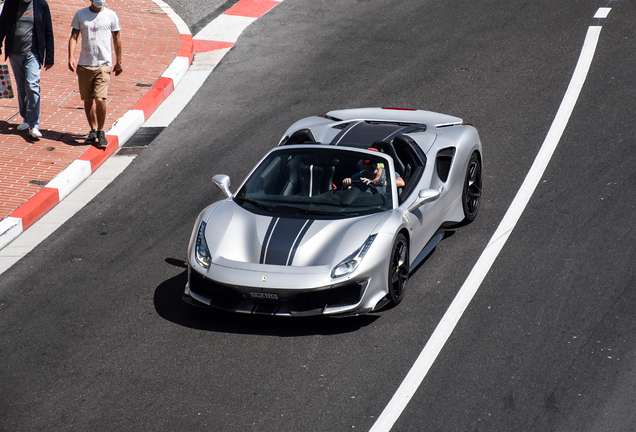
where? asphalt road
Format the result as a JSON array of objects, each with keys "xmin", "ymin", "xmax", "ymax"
[
  {"xmin": 162, "ymin": 0, "xmax": 239, "ymax": 35},
  {"xmin": 1, "ymin": 0, "xmax": 635, "ymax": 431}
]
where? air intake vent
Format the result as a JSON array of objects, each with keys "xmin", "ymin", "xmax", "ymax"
[{"xmin": 436, "ymin": 147, "xmax": 456, "ymax": 182}]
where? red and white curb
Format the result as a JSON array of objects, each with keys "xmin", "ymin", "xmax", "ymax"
[{"xmin": 0, "ymin": 0, "xmax": 283, "ymax": 251}]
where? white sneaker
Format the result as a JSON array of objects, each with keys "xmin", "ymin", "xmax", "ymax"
[
  {"xmin": 17, "ymin": 122, "xmax": 29, "ymax": 131},
  {"xmin": 29, "ymin": 127, "xmax": 42, "ymax": 139}
]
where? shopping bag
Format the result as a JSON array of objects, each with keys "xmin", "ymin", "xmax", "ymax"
[{"xmin": 0, "ymin": 64, "xmax": 14, "ymax": 98}]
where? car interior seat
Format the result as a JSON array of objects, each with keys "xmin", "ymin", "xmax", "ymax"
[
  {"xmin": 298, "ymin": 157, "xmax": 337, "ymax": 197},
  {"xmin": 392, "ymin": 135, "xmax": 426, "ymax": 202},
  {"xmin": 371, "ymin": 140, "xmax": 406, "ymax": 178},
  {"xmin": 281, "ymin": 155, "xmax": 304, "ymax": 196},
  {"xmin": 371, "ymin": 141, "xmax": 406, "ymax": 196}
]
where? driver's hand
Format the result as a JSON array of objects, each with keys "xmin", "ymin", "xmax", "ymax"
[
  {"xmin": 342, "ymin": 178, "xmax": 352, "ymax": 189},
  {"xmin": 361, "ymin": 177, "xmax": 374, "ymax": 185}
]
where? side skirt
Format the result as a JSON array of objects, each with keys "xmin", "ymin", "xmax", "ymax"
[{"xmin": 409, "ymin": 229, "xmax": 445, "ymax": 273}]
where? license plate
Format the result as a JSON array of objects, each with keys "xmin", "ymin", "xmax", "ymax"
[{"xmin": 250, "ymin": 292, "xmax": 279, "ymax": 300}]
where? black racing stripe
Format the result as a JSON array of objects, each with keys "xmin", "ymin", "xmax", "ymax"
[
  {"xmin": 330, "ymin": 121, "xmax": 359, "ymax": 145},
  {"xmin": 263, "ymin": 218, "xmax": 309, "ymax": 265},
  {"xmin": 260, "ymin": 218, "xmax": 278, "ymax": 264},
  {"xmin": 335, "ymin": 122, "xmax": 404, "ymax": 146},
  {"xmin": 383, "ymin": 126, "xmax": 412, "ymax": 142},
  {"xmin": 287, "ymin": 220, "xmax": 314, "ymax": 265}
]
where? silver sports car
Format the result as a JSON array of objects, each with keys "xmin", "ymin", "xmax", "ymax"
[{"xmin": 184, "ymin": 107, "xmax": 482, "ymax": 317}]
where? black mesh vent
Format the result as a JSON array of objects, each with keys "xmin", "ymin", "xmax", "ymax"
[
  {"xmin": 189, "ymin": 271, "xmax": 244, "ymax": 311},
  {"xmin": 324, "ymin": 283, "xmax": 363, "ymax": 308},
  {"xmin": 436, "ymin": 147, "xmax": 456, "ymax": 182}
]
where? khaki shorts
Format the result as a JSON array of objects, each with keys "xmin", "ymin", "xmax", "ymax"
[{"xmin": 77, "ymin": 65, "xmax": 111, "ymax": 100}]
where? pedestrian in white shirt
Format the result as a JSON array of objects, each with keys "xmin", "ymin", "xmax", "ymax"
[{"xmin": 68, "ymin": 0, "xmax": 122, "ymax": 149}]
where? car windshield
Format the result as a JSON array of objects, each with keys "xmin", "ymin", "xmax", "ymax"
[{"xmin": 235, "ymin": 147, "xmax": 395, "ymax": 217}]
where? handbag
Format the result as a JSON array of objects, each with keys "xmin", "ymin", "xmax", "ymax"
[{"xmin": 0, "ymin": 64, "xmax": 14, "ymax": 98}]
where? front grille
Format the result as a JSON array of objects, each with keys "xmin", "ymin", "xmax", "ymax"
[{"xmin": 189, "ymin": 269, "xmax": 364, "ymax": 313}]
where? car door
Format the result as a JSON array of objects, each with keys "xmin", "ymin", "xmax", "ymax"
[{"xmin": 401, "ymin": 156, "xmax": 449, "ymax": 263}]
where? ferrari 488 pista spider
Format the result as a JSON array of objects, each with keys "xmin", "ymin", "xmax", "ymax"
[{"xmin": 184, "ymin": 107, "xmax": 482, "ymax": 317}]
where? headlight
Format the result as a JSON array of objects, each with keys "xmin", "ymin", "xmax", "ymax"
[
  {"xmin": 194, "ymin": 221, "xmax": 211, "ymax": 269},
  {"xmin": 331, "ymin": 234, "xmax": 377, "ymax": 278}
]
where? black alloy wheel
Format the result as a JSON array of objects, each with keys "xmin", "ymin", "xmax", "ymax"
[
  {"xmin": 388, "ymin": 233, "xmax": 409, "ymax": 305},
  {"xmin": 462, "ymin": 152, "xmax": 482, "ymax": 223}
]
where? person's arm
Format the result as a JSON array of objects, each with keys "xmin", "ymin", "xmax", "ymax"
[
  {"xmin": 68, "ymin": 28, "xmax": 80, "ymax": 72},
  {"xmin": 112, "ymin": 30, "xmax": 122, "ymax": 76},
  {"xmin": 0, "ymin": 6, "xmax": 9, "ymax": 55}
]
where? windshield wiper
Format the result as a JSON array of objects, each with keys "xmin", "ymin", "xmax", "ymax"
[
  {"xmin": 275, "ymin": 204, "xmax": 311, "ymax": 213},
  {"xmin": 275, "ymin": 205, "xmax": 354, "ymax": 216},
  {"xmin": 236, "ymin": 197, "xmax": 271, "ymax": 211}
]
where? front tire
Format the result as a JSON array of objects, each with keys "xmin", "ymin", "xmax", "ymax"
[
  {"xmin": 388, "ymin": 233, "xmax": 409, "ymax": 305},
  {"xmin": 462, "ymin": 152, "xmax": 482, "ymax": 223}
]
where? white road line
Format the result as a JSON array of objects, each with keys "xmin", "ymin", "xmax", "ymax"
[
  {"xmin": 369, "ymin": 25, "xmax": 602, "ymax": 432},
  {"xmin": 196, "ymin": 14, "xmax": 257, "ymax": 43},
  {"xmin": 594, "ymin": 8, "xmax": 611, "ymax": 19}
]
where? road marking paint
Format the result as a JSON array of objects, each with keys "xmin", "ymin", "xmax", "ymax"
[
  {"xmin": 196, "ymin": 14, "xmax": 257, "ymax": 43},
  {"xmin": 594, "ymin": 8, "xmax": 611, "ymax": 19},
  {"xmin": 369, "ymin": 25, "xmax": 602, "ymax": 432},
  {"xmin": 225, "ymin": 0, "xmax": 281, "ymax": 18}
]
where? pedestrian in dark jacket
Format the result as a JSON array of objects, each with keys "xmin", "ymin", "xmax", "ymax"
[{"xmin": 0, "ymin": 0, "xmax": 54, "ymax": 140}]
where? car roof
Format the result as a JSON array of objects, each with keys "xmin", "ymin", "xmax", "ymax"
[{"xmin": 326, "ymin": 107, "xmax": 462, "ymax": 126}]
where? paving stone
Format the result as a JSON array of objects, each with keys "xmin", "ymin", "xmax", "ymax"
[{"xmin": 0, "ymin": 0, "xmax": 180, "ymax": 219}]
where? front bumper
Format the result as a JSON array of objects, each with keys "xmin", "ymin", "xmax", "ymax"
[{"xmin": 184, "ymin": 266, "xmax": 374, "ymax": 317}]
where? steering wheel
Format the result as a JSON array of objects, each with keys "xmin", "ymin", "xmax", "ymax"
[{"xmin": 352, "ymin": 178, "xmax": 380, "ymax": 194}]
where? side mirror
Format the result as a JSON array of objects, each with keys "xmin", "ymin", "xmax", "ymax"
[
  {"xmin": 408, "ymin": 187, "xmax": 442, "ymax": 213},
  {"xmin": 213, "ymin": 174, "xmax": 232, "ymax": 198}
]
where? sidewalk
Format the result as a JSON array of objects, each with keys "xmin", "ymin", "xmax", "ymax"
[
  {"xmin": 0, "ymin": 0, "xmax": 182, "ymax": 220},
  {"xmin": 0, "ymin": 0, "xmax": 285, "ymax": 252}
]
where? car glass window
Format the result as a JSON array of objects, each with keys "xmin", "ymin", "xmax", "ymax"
[{"xmin": 236, "ymin": 148, "xmax": 394, "ymax": 217}]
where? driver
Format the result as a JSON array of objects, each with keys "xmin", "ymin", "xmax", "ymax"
[{"xmin": 342, "ymin": 149, "xmax": 404, "ymax": 195}]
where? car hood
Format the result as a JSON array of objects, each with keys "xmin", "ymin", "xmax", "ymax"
[{"xmin": 202, "ymin": 201, "xmax": 387, "ymax": 268}]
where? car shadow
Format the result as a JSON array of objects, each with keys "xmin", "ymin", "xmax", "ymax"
[{"xmin": 154, "ymin": 258, "xmax": 380, "ymax": 336}]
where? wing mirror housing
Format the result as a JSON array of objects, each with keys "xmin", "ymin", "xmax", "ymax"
[
  {"xmin": 408, "ymin": 186, "xmax": 442, "ymax": 213},
  {"xmin": 213, "ymin": 174, "xmax": 232, "ymax": 198}
]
